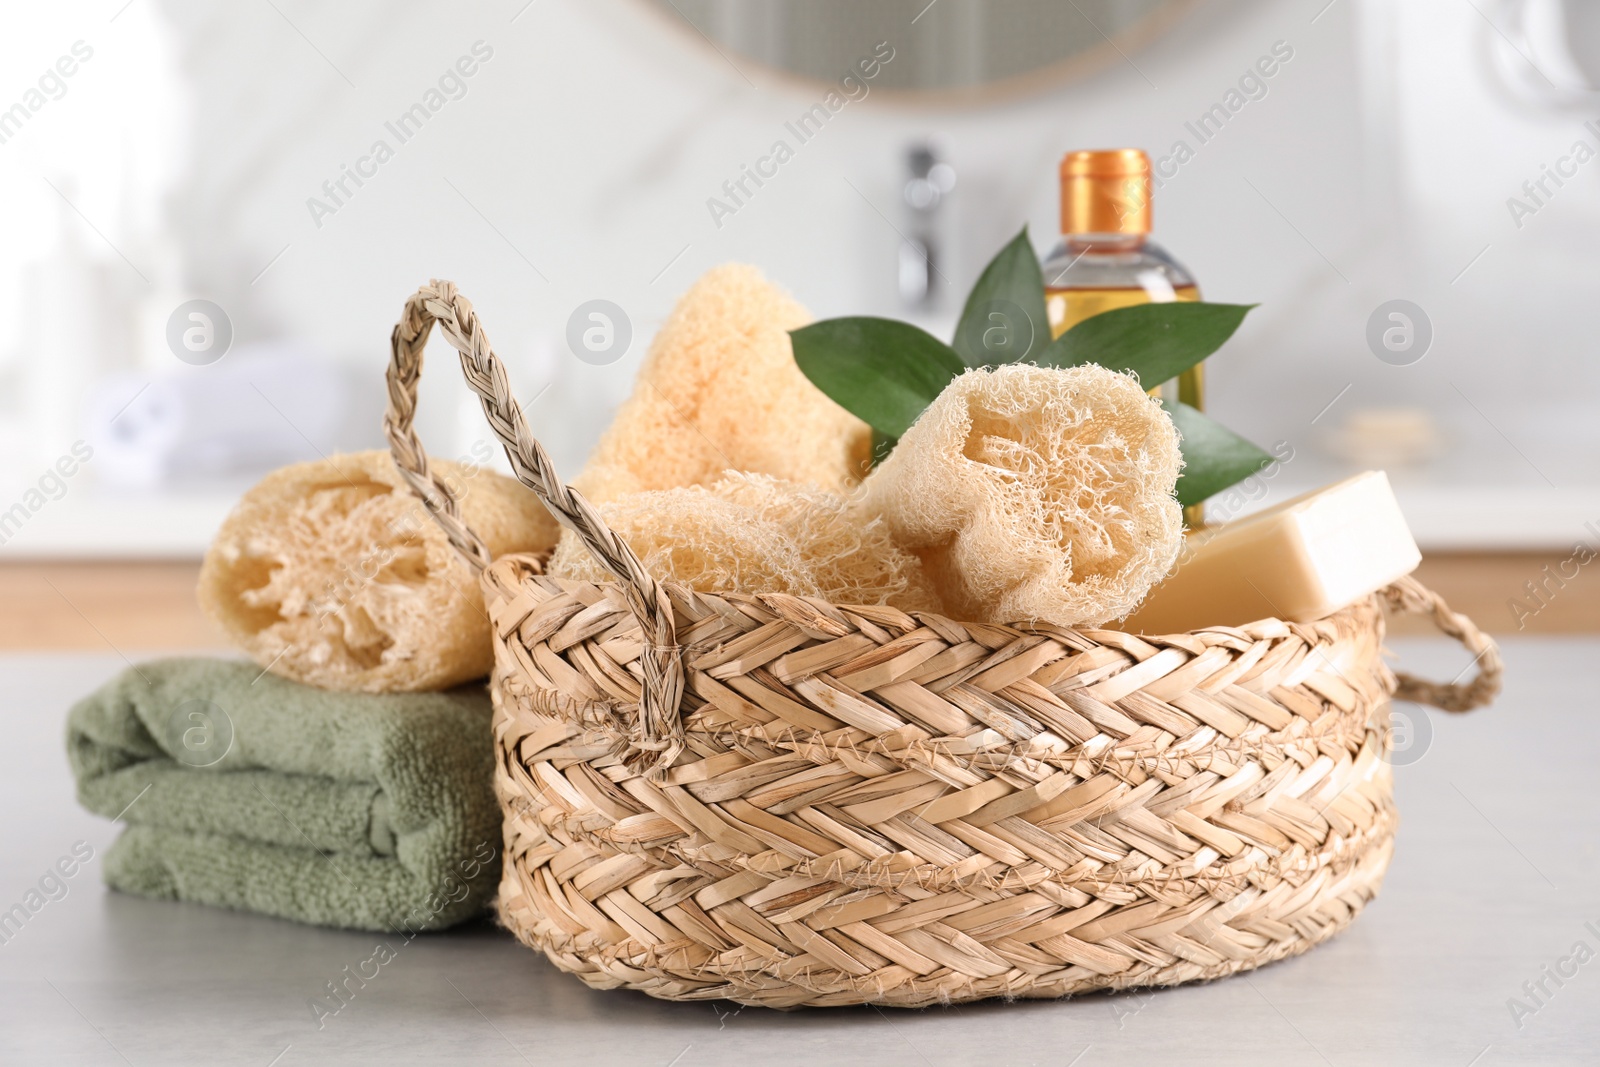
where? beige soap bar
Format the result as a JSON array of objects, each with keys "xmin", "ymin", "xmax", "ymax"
[{"xmin": 1122, "ymin": 471, "xmax": 1420, "ymax": 634}]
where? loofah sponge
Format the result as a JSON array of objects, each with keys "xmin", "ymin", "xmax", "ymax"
[
  {"xmin": 548, "ymin": 473, "xmax": 940, "ymax": 612},
  {"xmin": 861, "ymin": 363, "xmax": 1183, "ymax": 627},
  {"xmin": 199, "ymin": 450, "xmax": 560, "ymax": 692},
  {"xmin": 573, "ymin": 264, "xmax": 872, "ymax": 502}
]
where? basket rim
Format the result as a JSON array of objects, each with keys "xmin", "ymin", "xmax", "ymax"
[{"xmin": 482, "ymin": 550, "xmax": 1384, "ymax": 646}]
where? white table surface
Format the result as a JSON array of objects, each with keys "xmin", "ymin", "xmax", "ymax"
[{"xmin": 2, "ymin": 640, "xmax": 1597, "ymax": 1066}]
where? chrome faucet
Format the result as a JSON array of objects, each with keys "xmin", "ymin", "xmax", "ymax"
[{"xmin": 899, "ymin": 143, "xmax": 957, "ymax": 310}]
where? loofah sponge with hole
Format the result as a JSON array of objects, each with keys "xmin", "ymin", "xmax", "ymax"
[
  {"xmin": 548, "ymin": 473, "xmax": 940, "ymax": 612},
  {"xmin": 860, "ymin": 363, "xmax": 1184, "ymax": 628},
  {"xmin": 572, "ymin": 264, "xmax": 872, "ymax": 502},
  {"xmin": 199, "ymin": 450, "xmax": 560, "ymax": 692}
]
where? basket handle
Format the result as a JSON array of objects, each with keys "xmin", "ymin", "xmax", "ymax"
[
  {"xmin": 1379, "ymin": 575, "xmax": 1503, "ymax": 712},
  {"xmin": 383, "ymin": 280, "xmax": 686, "ymax": 774}
]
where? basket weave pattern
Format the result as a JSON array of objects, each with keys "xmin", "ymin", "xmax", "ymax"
[
  {"xmin": 384, "ymin": 281, "xmax": 1501, "ymax": 1009},
  {"xmin": 488, "ymin": 559, "xmax": 1399, "ymax": 1007}
]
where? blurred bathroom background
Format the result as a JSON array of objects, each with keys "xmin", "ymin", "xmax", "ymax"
[{"xmin": 1, "ymin": 0, "xmax": 1596, "ymax": 557}]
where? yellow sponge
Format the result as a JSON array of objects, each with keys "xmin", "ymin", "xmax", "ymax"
[
  {"xmin": 573, "ymin": 264, "xmax": 872, "ymax": 502},
  {"xmin": 199, "ymin": 450, "xmax": 560, "ymax": 692},
  {"xmin": 548, "ymin": 473, "xmax": 940, "ymax": 612},
  {"xmin": 861, "ymin": 363, "xmax": 1183, "ymax": 627}
]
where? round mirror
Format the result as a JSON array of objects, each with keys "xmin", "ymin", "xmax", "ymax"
[{"xmin": 645, "ymin": 0, "xmax": 1192, "ymax": 99}]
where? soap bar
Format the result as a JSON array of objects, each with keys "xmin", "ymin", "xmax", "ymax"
[{"xmin": 1122, "ymin": 471, "xmax": 1421, "ymax": 634}]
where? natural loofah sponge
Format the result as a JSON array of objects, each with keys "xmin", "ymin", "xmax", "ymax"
[
  {"xmin": 199, "ymin": 450, "xmax": 560, "ymax": 692},
  {"xmin": 573, "ymin": 264, "xmax": 872, "ymax": 502},
  {"xmin": 861, "ymin": 363, "xmax": 1184, "ymax": 627},
  {"xmin": 548, "ymin": 473, "xmax": 940, "ymax": 612}
]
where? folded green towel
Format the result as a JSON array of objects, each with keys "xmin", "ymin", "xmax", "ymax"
[{"xmin": 67, "ymin": 658, "xmax": 502, "ymax": 932}]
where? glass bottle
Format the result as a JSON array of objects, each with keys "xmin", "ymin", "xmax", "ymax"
[{"xmin": 1040, "ymin": 148, "xmax": 1205, "ymax": 526}]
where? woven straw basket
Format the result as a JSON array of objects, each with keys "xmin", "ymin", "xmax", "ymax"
[{"xmin": 383, "ymin": 281, "xmax": 1503, "ymax": 1010}]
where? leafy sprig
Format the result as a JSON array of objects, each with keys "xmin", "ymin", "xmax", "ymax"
[{"xmin": 790, "ymin": 228, "xmax": 1273, "ymax": 508}]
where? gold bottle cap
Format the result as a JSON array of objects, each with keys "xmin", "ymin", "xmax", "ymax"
[{"xmin": 1060, "ymin": 148, "xmax": 1151, "ymax": 235}]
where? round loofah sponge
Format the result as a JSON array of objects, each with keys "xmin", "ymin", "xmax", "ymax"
[
  {"xmin": 199, "ymin": 450, "xmax": 560, "ymax": 692},
  {"xmin": 548, "ymin": 473, "xmax": 940, "ymax": 612},
  {"xmin": 572, "ymin": 264, "xmax": 872, "ymax": 503},
  {"xmin": 861, "ymin": 363, "xmax": 1183, "ymax": 627}
]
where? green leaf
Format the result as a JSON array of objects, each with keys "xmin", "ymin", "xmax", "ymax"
[
  {"xmin": 951, "ymin": 227, "xmax": 1050, "ymax": 368},
  {"xmin": 1164, "ymin": 401, "xmax": 1275, "ymax": 508},
  {"xmin": 791, "ymin": 317, "xmax": 965, "ymax": 438},
  {"xmin": 1037, "ymin": 302, "xmax": 1255, "ymax": 386}
]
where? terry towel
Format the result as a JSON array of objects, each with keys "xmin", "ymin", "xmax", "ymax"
[{"xmin": 67, "ymin": 658, "xmax": 502, "ymax": 932}]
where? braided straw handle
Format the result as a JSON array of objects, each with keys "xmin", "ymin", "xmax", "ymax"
[
  {"xmin": 383, "ymin": 280, "xmax": 686, "ymax": 775},
  {"xmin": 1380, "ymin": 574, "xmax": 1503, "ymax": 712}
]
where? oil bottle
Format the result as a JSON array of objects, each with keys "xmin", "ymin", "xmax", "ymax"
[{"xmin": 1040, "ymin": 148, "xmax": 1205, "ymax": 526}]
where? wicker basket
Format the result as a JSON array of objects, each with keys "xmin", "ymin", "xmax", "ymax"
[{"xmin": 383, "ymin": 281, "xmax": 1503, "ymax": 1009}]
